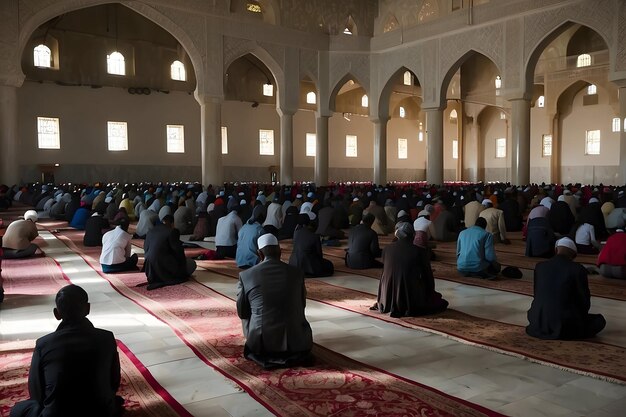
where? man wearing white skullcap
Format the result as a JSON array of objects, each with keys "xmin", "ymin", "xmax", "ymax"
[
  {"xmin": 1, "ymin": 210, "xmax": 40, "ymax": 259},
  {"xmin": 236, "ymin": 233, "xmax": 313, "ymax": 368},
  {"xmin": 479, "ymin": 198, "xmax": 510, "ymax": 244},
  {"xmin": 526, "ymin": 237, "xmax": 606, "ymax": 340}
]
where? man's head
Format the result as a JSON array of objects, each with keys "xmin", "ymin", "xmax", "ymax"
[
  {"xmin": 257, "ymin": 233, "xmax": 280, "ymax": 260},
  {"xmin": 24, "ymin": 210, "xmax": 38, "ymax": 223},
  {"xmin": 475, "ymin": 217, "xmax": 487, "ymax": 229},
  {"xmin": 481, "ymin": 199, "xmax": 492, "ymax": 208},
  {"xmin": 362, "ymin": 213, "xmax": 375, "ymax": 227},
  {"xmin": 54, "ymin": 285, "xmax": 90, "ymax": 321},
  {"xmin": 162, "ymin": 214, "xmax": 175, "ymax": 228},
  {"xmin": 394, "ymin": 222, "xmax": 415, "ymax": 240},
  {"xmin": 555, "ymin": 237, "xmax": 577, "ymax": 259},
  {"xmin": 119, "ymin": 218, "xmax": 130, "ymax": 232}
]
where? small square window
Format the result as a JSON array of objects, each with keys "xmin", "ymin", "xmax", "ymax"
[
  {"xmin": 263, "ymin": 83, "xmax": 273, "ymax": 97},
  {"xmin": 495, "ymin": 138, "xmax": 506, "ymax": 158},
  {"xmin": 587, "ymin": 84, "xmax": 597, "ymax": 95},
  {"xmin": 37, "ymin": 117, "xmax": 60, "ymax": 149},
  {"xmin": 399, "ymin": 107, "xmax": 406, "ymax": 118},
  {"xmin": 542, "ymin": 134, "xmax": 552, "ymax": 157},
  {"xmin": 361, "ymin": 95, "xmax": 368, "ymax": 108},
  {"xmin": 107, "ymin": 121, "xmax": 128, "ymax": 151},
  {"xmin": 305, "ymin": 133, "xmax": 316, "ymax": 157},
  {"xmin": 259, "ymin": 129, "xmax": 274, "ymax": 155},
  {"xmin": 398, "ymin": 138, "xmax": 408, "ymax": 159},
  {"xmin": 306, "ymin": 92, "xmax": 316, "ymax": 104},
  {"xmin": 346, "ymin": 135, "xmax": 358, "ymax": 157},
  {"xmin": 221, "ymin": 127, "xmax": 228, "ymax": 154},
  {"xmin": 166, "ymin": 125, "xmax": 185, "ymax": 153},
  {"xmin": 585, "ymin": 130, "xmax": 600, "ymax": 155}
]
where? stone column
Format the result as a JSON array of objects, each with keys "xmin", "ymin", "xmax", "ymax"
[
  {"xmin": 425, "ymin": 108, "xmax": 444, "ymax": 185},
  {"xmin": 620, "ymin": 87, "xmax": 626, "ymax": 184},
  {"xmin": 0, "ymin": 85, "xmax": 19, "ymax": 185},
  {"xmin": 278, "ymin": 109, "xmax": 294, "ymax": 185},
  {"xmin": 372, "ymin": 117, "xmax": 388, "ymax": 185},
  {"xmin": 510, "ymin": 98, "xmax": 531, "ymax": 185},
  {"xmin": 315, "ymin": 115, "xmax": 329, "ymax": 186},
  {"xmin": 197, "ymin": 94, "xmax": 223, "ymax": 187}
]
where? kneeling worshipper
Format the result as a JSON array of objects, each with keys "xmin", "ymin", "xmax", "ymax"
[
  {"xmin": 525, "ymin": 217, "xmax": 556, "ymax": 258},
  {"xmin": 456, "ymin": 217, "xmax": 501, "ymax": 279},
  {"xmin": 83, "ymin": 209, "xmax": 110, "ymax": 247},
  {"xmin": 289, "ymin": 213, "xmax": 334, "ymax": 277},
  {"xmin": 69, "ymin": 204, "xmax": 91, "ymax": 230},
  {"xmin": 10, "ymin": 284, "xmax": 123, "ymax": 417},
  {"xmin": 345, "ymin": 213, "xmax": 383, "ymax": 269},
  {"xmin": 143, "ymin": 215, "xmax": 196, "ymax": 290},
  {"xmin": 596, "ymin": 229, "xmax": 626, "ymax": 279},
  {"xmin": 1, "ymin": 210, "xmax": 40, "ymax": 259},
  {"xmin": 236, "ymin": 205, "xmax": 267, "ymax": 269},
  {"xmin": 236, "ymin": 234, "xmax": 314, "ymax": 369},
  {"xmin": 573, "ymin": 221, "xmax": 602, "ymax": 254},
  {"xmin": 478, "ymin": 199, "xmax": 510, "ymax": 244},
  {"xmin": 373, "ymin": 222, "xmax": 448, "ymax": 318},
  {"xmin": 215, "ymin": 206, "xmax": 243, "ymax": 259},
  {"xmin": 100, "ymin": 219, "xmax": 138, "ymax": 273},
  {"xmin": 526, "ymin": 237, "xmax": 606, "ymax": 340},
  {"xmin": 134, "ymin": 206, "xmax": 159, "ymax": 239}
]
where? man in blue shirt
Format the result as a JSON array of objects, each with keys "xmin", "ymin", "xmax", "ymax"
[{"xmin": 456, "ymin": 217, "xmax": 500, "ymax": 278}]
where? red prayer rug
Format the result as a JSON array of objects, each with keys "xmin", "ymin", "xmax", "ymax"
[
  {"xmin": 0, "ymin": 340, "xmax": 191, "ymax": 417},
  {"xmin": 51, "ymin": 230, "xmax": 503, "ymax": 417}
]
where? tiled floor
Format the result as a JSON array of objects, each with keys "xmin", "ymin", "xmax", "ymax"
[{"xmin": 1, "ymin": 230, "xmax": 625, "ymax": 416}]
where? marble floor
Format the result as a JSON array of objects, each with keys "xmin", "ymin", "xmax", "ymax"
[{"xmin": 1, "ymin": 230, "xmax": 625, "ymax": 417}]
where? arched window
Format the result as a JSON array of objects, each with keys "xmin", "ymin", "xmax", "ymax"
[
  {"xmin": 399, "ymin": 107, "xmax": 406, "ymax": 118},
  {"xmin": 170, "ymin": 60, "xmax": 186, "ymax": 81},
  {"xmin": 587, "ymin": 84, "xmax": 597, "ymax": 95},
  {"xmin": 577, "ymin": 54, "xmax": 591, "ymax": 68},
  {"xmin": 107, "ymin": 51, "xmax": 125, "ymax": 76},
  {"xmin": 34, "ymin": 44, "xmax": 51, "ymax": 68},
  {"xmin": 361, "ymin": 94, "xmax": 368, "ymax": 108},
  {"xmin": 449, "ymin": 109, "xmax": 458, "ymax": 123},
  {"xmin": 343, "ymin": 15, "xmax": 357, "ymax": 35},
  {"xmin": 537, "ymin": 96, "xmax": 545, "ymax": 108},
  {"xmin": 306, "ymin": 91, "xmax": 317, "ymax": 104},
  {"xmin": 612, "ymin": 118, "xmax": 621, "ymax": 133},
  {"xmin": 403, "ymin": 71, "xmax": 412, "ymax": 86},
  {"xmin": 494, "ymin": 75, "xmax": 502, "ymax": 89}
]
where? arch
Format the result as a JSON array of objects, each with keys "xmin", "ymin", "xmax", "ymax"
[
  {"xmin": 18, "ymin": 0, "xmax": 205, "ymax": 92},
  {"xmin": 328, "ymin": 73, "xmax": 368, "ymax": 113},
  {"xmin": 524, "ymin": 21, "xmax": 611, "ymax": 94},
  {"xmin": 439, "ymin": 49, "xmax": 502, "ymax": 109},
  {"xmin": 224, "ymin": 46, "xmax": 284, "ymax": 94},
  {"xmin": 378, "ymin": 66, "xmax": 422, "ymax": 119}
]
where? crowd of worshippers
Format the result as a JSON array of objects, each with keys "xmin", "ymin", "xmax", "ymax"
[{"xmin": 2, "ymin": 180, "xmax": 625, "ymax": 374}]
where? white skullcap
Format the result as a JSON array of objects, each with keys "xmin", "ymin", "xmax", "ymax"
[
  {"xmin": 219, "ymin": 190, "xmax": 225, "ymax": 196},
  {"xmin": 296, "ymin": 194, "xmax": 303, "ymax": 199},
  {"xmin": 481, "ymin": 199, "xmax": 492, "ymax": 206},
  {"xmin": 494, "ymin": 191, "xmax": 499, "ymax": 195},
  {"xmin": 426, "ymin": 194, "xmax": 431, "ymax": 199},
  {"xmin": 540, "ymin": 197, "xmax": 553, "ymax": 209},
  {"xmin": 366, "ymin": 192, "xmax": 372, "ymax": 197},
  {"xmin": 353, "ymin": 197, "xmax": 359, "ymax": 202},
  {"xmin": 402, "ymin": 194, "xmax": 407, "ymax": 198},
  {"xmin": 24, "ymin": 210, "xmax": 38, "ymax": 222},
  {"xmin": 306, "ymin": 211, "xmax": 317, "ymax": 220},
  {"xmin": 416, "ymin": 201, "xmax": 424, "ymax": 207},
  {"xmin": 207, "ymin": 203, "xmax": 215, "ymax": 213},
  {"xmin": 238, "ymin": 192, "xmax": 244, "ymax": 196},
  {"xmin": 397, "ymin": 210, "xmax": 408, "ymax": 218},
  {"xmin": 257, "ymin": 233, "xmax": 279, "ymax": 250},
  {"xmin": 258, "ymin": 191, "xmax": 264, "ymax": 196},
  {"xmin": 105, "ymin": 196, "xmax": 113, "ymax": 203},
  {"xmin": 555, "ymin": 237, "xmax": 577, "ymax": 253},
  {"xmin": 589, "ymin": 197, "xmax": 599, "ymax": 204},
  {"xmin": 307, "ymin": 192, "xmax": 314, "ymax": 198},
  {"xmin": 563, "ymin": 189, "xmax": 572, "ymax": 195},
  {"xmin": 240, "ymin": 199, "xmax": 247, "ymax": 206},
  {"xmin": 418, "ymin": 209, "xmax": 430, "ymax": 217},
  {"xmin": 557, "ymin": 195, "xmax": 566, "ymax": 202}
]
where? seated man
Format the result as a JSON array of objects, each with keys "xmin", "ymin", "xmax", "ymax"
[
  {"xmin": 10, "ymin": 285, "xmax": 122, "ymax": 417},
  {"xmin": 430, "ymin": 200, "xmax": 459, "ymax": 242},
  {"xmin": 143, "ymin": 215, "xmax": 196, "ymax": 290},
  {"xmin": 236, "ymin": 234, "xmax": 314, "ymax": 369},
  {"xmin": 345, "ymin": 213, "xmax": 382, "ymax": 269},
  {"xmin": 525, "ymin": 217, "xmax": 555, "ymax": 258},
  {"xmin": 83, "ymin": 209, "xmax": 110, "ymax": 247},
  {"xmin": 526, "ymin": 237, "xmax": 606, "ymax": 339},
  {"xmin": 2, "ymin": 210, "xmax": 40, "ymax": 259},
  {"xmin": 236, "ymin": 205, "xmax": 267, "ymax": 269},
  {"xmin": 134, "ymin": 207, "xmax": 159, "ymax": 239},
  {"xmin": 289, "ymin": 213, "xmax": 334, "ymax": 277},
  {"xmin": 374, "ymin": 222, "xmax": 448, "ymax": 318},
  {"xmin": 100, "ymin": 219, "xmax": 138, "ymax": 273},
  {"xmin": 596, "ymin": 229, "xmax": 626, "ymax": 279},
  {"xmin": 215, "ymin": 206, "xmax": 243, "ymax": 259},
  {"xmin": 478, "ymin": 199, "xmax": 510, "ymax": 244},
  {"xmin": 457, "ymin": 217, "xmax": 501, "ymax": 278}
]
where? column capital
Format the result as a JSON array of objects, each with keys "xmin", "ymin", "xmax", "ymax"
[
  {"xmin": 315, "ymin": 111, "xmax": 332, "ymax": 119},
  {"xmin": 277, "ymin": 107, "xmax": 296, "ymax": 117},
  {"xmin": 194, "ymin": 91, "xmax": 223, "ymax": 106},
  {"xmin": 502, "ymin": 88, "xmax": 532, "ymax": 102},
  {"xmin": 421, "ymin": 106, "xmax": 444, "ymax": 113},
  {"xmin": 370, "ymin": 116, "xmax": 389, "ymax": 125}
]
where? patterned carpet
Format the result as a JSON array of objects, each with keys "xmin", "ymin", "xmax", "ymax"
[{"xmin": 0, "ymin": 339, "xmax": 190, "ymax": 417}]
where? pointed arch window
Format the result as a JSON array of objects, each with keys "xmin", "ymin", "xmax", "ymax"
[
  {"xmin": 612, "ymin": 118, "xmax": 620, "ymax": 133},
  {"xmin": 344, "ymin": 15, "xmax": 357, "ymax": 35},
  {"xmin": 306, "ymin": 92, "xmax": 317, "ymax": 104},
  {"xmin": 107, "ymin": 51, "xmax": 125, "ymax": 76},
  {"xmin": 170, "ymin": 60, "xmax": 186, "ymax": 81},
  {"xmin": 449, "ymin": 109, "xmax": 458, "ymax": 123},
  {"xmin": 403, "ymin": 71, "xmax": 413, "ymax": 86},
  {"xmin": 361, "ymin": 95, "xmax": 369, "ymax": 108},
  {"xmin": 495, "ymin": 76, "xmax": 502, "ymax": 89},
  {"xmin": 263, "ymin": 83, "xmax": 274, "ymax": 97},
  {"xmin": 399, "ymin": 107, "xmax": 406, "ymax": 118},
  {"xmin": 587, "ymin": 84, "xmax": 597, "ymax": 95},
  {"xmin": 537, "ymin": 96, "xmax": 545, "ymax": 108},
  {"xmin": 577, "ymin": 54, "xmax": 592, "ymax": 68},
  {"xmin": 34, "ymin": 44, "xmax": 51, "ymax": 68}
]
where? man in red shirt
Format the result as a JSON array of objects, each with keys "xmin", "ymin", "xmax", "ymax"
[{"xmin": 597, "ymin": 229, "xmax": 626, "ymax": 279}]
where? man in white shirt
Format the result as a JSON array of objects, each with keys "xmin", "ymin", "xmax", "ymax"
[
  {"xmin": 100, "ymin": 219, "xmax": 138, "ymax": 273},
  {"xmin": 215, "ymin": 207, "xmax": 243, "ymax": 259}
]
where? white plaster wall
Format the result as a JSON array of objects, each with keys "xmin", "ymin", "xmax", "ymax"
[
  {"xmin": 387, "ymin": 118, "xmax": 426, "ymax": 170},
  {"xmin": 530, "ymin": 105, "xmax": 551, "ymax": 183}
]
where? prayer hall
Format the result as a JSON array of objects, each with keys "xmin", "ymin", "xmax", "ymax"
[{"xmin": 2, "ymin": 1, "xmax": 626, "ymax": 416}]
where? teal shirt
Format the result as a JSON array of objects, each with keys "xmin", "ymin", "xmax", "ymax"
[
  {"xmin": 236, "ymin": 222, "xmax": 265, "ymax": 268},
  {"xmin": 456, "ymin": 225, "xmax": 497, "ymax": 273}
]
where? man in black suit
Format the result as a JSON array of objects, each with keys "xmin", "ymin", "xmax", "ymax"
[
  {"xmin": 345, "ymin": 213, "xmax": 383, "ymax": 269},
  {"xmin": 236, "ymin": 234, "xmax": 313, "ymax": 369},
  {"xmin": 289, "ymin": 213, "xmax": 334, "ymax": 277},
  {"xmin": 526, "ymin": 237, "xmax": 606, "ymax": 340},
  {"xmin": 143, "ymin": 214, "xmax": 196, "ymax": 290},
  {"xmin": 11, "ymin": 285, "xmax": 122, "ymax": 417}
]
